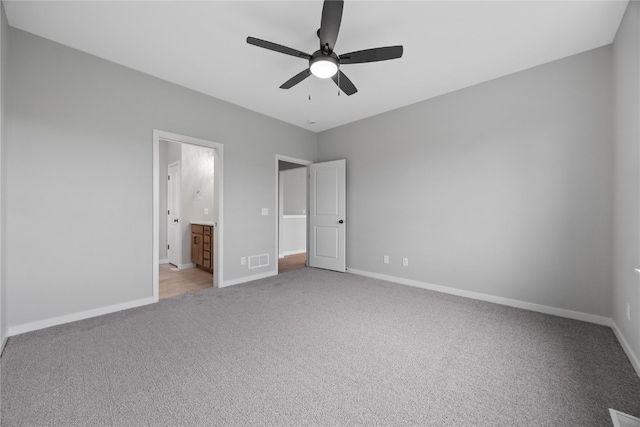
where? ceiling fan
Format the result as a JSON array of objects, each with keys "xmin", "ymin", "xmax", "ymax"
[{"xmin": 246, "ymin": 0, "xmax": 403, "ymax": 96}]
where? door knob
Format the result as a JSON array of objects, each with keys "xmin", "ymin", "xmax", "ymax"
[
  {"xmin": 174, "ymin": 219, "xmax": 179, "ymax": 223},
  {"xmin": 338, "ymin": 219, "xmax": 344, "ymax": 224}
]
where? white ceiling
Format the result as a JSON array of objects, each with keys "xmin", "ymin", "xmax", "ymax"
[{"xmin": 4, "ymin": 0, "xmax": 629, "ymax": 132}]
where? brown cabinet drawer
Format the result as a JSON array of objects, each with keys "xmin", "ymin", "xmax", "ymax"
[
  {"xmin": 191, "ymin": 233, "xmax": 203, "ymax": 265},
  {"xmin": 191, "ymin": 224, "xmax": 213, "ymax": 271}
]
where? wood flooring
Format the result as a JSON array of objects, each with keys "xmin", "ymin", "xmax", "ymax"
[
  {"xmin": 159, "ymin": 264, "xmax": 213, "ymax": 299},
  {"xmin": 278, "ymin": 252, "xmax": 306, "ymax": 273},
  {"xmin": 159, "ymin": 253, "xmax": 304, "ymax": 299}
]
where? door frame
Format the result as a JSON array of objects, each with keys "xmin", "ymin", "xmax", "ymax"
[
  {"xmin": 167, "ymin": 160, "xmax": 181, "ymax": 267},
  {"xmin": 275, "ymin": 154, "xmax": 312, "ymax": 271},
  {"xmin": 153, "ymin": 130, "xmax": 224, "ymax": 302}
]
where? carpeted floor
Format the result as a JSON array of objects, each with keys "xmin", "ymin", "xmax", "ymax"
[{"xmin": 2, "ymin": 268, "xmax": 639, "ymax": 426}]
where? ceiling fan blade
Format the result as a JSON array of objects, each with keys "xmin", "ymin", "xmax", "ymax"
[
  {"xmin": 319, "ymin": 0, "xmax": 344, "ymax": 52},
  {"xmin": 247, "ymin": 37, "xmax": 311, "ymax": 60},
  {"xmin": 280, "ymin": 69, "xmax": 312, "ymax": 89},
  {"xmin": 331, "ymin": 70, "xmax": 357, "ymax": 96},
  {"xmin": 339, "ymin": 46, "xmax": 404, "ymax": 65}
]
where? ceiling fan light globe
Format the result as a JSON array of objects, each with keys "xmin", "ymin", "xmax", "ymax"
[{"xmin": 310, "ymin": 58, "xmax": 338, "ymax": 78}]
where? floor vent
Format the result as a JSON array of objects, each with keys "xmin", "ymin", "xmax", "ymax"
[{"xmin": 248, "ymin": 254, "xmax": 269, "ymax": 269}]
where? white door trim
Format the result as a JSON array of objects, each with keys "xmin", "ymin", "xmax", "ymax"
[
  {"xmin": 275, "ymin": 155, "xmax": 312, "ymax": 270},
  {"xmin": 153, "ymin": 130, "xmax": 224, "ymax": 302},
  {"xmin": 167, "ymin": 160, "xmax": 181, "ymax": 267}
]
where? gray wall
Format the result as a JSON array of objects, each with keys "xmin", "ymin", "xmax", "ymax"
[
  {"xmin": 167, "ymin": 140, "xmax": 181, "ymax": 165},
  {"xmin": 0, "ymin": 3, "xmax": 7, "ymax": 344},
  {"xmin": 318, "ymin": 46, "xmax": 613, "ymax": 317},
  {"xmin": 6, "ymin": 28, "xmax": 316, "ymax": 328},
  {"xmin": 612, "ymin": 1, "xmax": 640, "ymax": 365},
  {"xmin": 158, "ymin": 140, "xmax": 168, "ymax": 261},
  {"xmin": 282, "ymin": 167, "xmax": 306, "ymax": 215}
]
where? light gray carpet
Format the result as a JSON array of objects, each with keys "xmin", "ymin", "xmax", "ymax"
[{"xmin": 2, "ymin": 268, "xmax": 639, "ymax": 426}]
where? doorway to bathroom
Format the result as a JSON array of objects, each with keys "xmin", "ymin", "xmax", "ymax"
[
  {"xmin": 153, "ymin": 130, "xmax": 223, "ymax": 302},
  {"xmin": 160, "ymin": 140, "xmax": 216, "ymax": 298}
]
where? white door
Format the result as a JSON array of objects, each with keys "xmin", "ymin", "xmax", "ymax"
[
  {"xmin": 167, "ymin": 162, "xmax": 181, "ymax": 267},
  {"xmin": 308, "ymin": 159, "xmax": 346, "ymax": 272}
]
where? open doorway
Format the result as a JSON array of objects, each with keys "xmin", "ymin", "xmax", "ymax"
[
  {"xmin": 276, "ymin": 155, "xmax": 312, "ymax": 274},
  {"xmin": 159, "ymin": 141, "xmax": 215, "ymax": 298},
  {"xmin": 153, "ymin": 130, "xmax": 224, "ymax": 302}
]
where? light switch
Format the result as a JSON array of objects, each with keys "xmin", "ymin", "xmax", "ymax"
[
  {"xmin": 261, "ymin": 208, "xmax": 268, "ymax": 216},
  {"xmin": 204, "ymin": 208, "xmax": 209, "ymax": 214}
]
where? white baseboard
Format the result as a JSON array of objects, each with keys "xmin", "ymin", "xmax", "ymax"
[
  {"xmin": 0, "ymin": 331, "xmax": 7, "ymax": 356},
  {"xmin": 283, "ymin": 250, "xmax": 306, "ymax": 256},
  {"xmin": 220, "ymin": 270, "xmax": 277, "ymax": 288},
  {"xmin": 611, "ymin": 320, "xmax": 640, "ymax": 378},
  {"xmin": 7, "ymin": 297, "xmax": 155, "ymax": 337},
  {"xmin": 159, "ymin": 259, "xmax": 169, "ymax": 264},
  {"xmin": 178, "ymin": 263, "xmax": 196, "ymax": 270},
  {"xmin": 347, "ymin": 268, "xmax": 612, "ymax": 326}
]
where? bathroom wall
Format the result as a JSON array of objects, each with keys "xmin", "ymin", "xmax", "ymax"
[{"xmin": 180, "ymin": 143, "xmax": 214, "ymax": 266}]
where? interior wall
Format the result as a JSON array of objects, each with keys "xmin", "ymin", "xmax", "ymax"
[
  {"xmin": 6, "ymin": 28, "xmax": 317, "ymax": 329},
  {"xmin": 282, "ymin": 167, "xmax": 306, "ymax": 215},
  {"xmin": 612, "ymin": 0, "xmax": 640, "ymax": 368},
  {"xmin": 167, "ymin": 140, "xmax": 181, "ymax": 164},
  {"xmin": 318, "ymin": 46, "xmax": 613, "ymax": 317},
  {"xmin": 0, "ymin": 2, "xmax": 8, "ymax": 345},
  {"xmin": 279, "ymin": 167, "xmax": 307, "ymax": 256},
  {"xmin": 180, "ymin": 143, "xmax": 214, "ymax": 266}
]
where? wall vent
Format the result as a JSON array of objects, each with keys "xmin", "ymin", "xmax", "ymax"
[{"xmin": 248, "ymin": 254, "xmax": 269, "ymax": 269}]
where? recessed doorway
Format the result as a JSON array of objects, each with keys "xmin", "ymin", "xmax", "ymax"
[
  {"xmin": 153, "ymin": 130, "xmax": 224, "ymax": 302},
  {"xmin": 276, "ymin": 155, "xmax": 312, "ymax": 274}
]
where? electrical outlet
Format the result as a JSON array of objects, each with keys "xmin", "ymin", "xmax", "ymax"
[
  {"xmin": 627, "ymin": 303, "xmax": 631, "ymax": 321},
  {"xmin": 241, "ymin": 257, "xmax": 246, "ymax": 266},
  {"xmin": 261, "ymin": 208, "xmax": 269, "ymax": 216},
  {"xmin": 402, "ymin": 258, "xmax": 409, "ymax": 267},
  {"xmin": 383, "ymin": 255, "xmax": 389, "ymax": 264}
]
